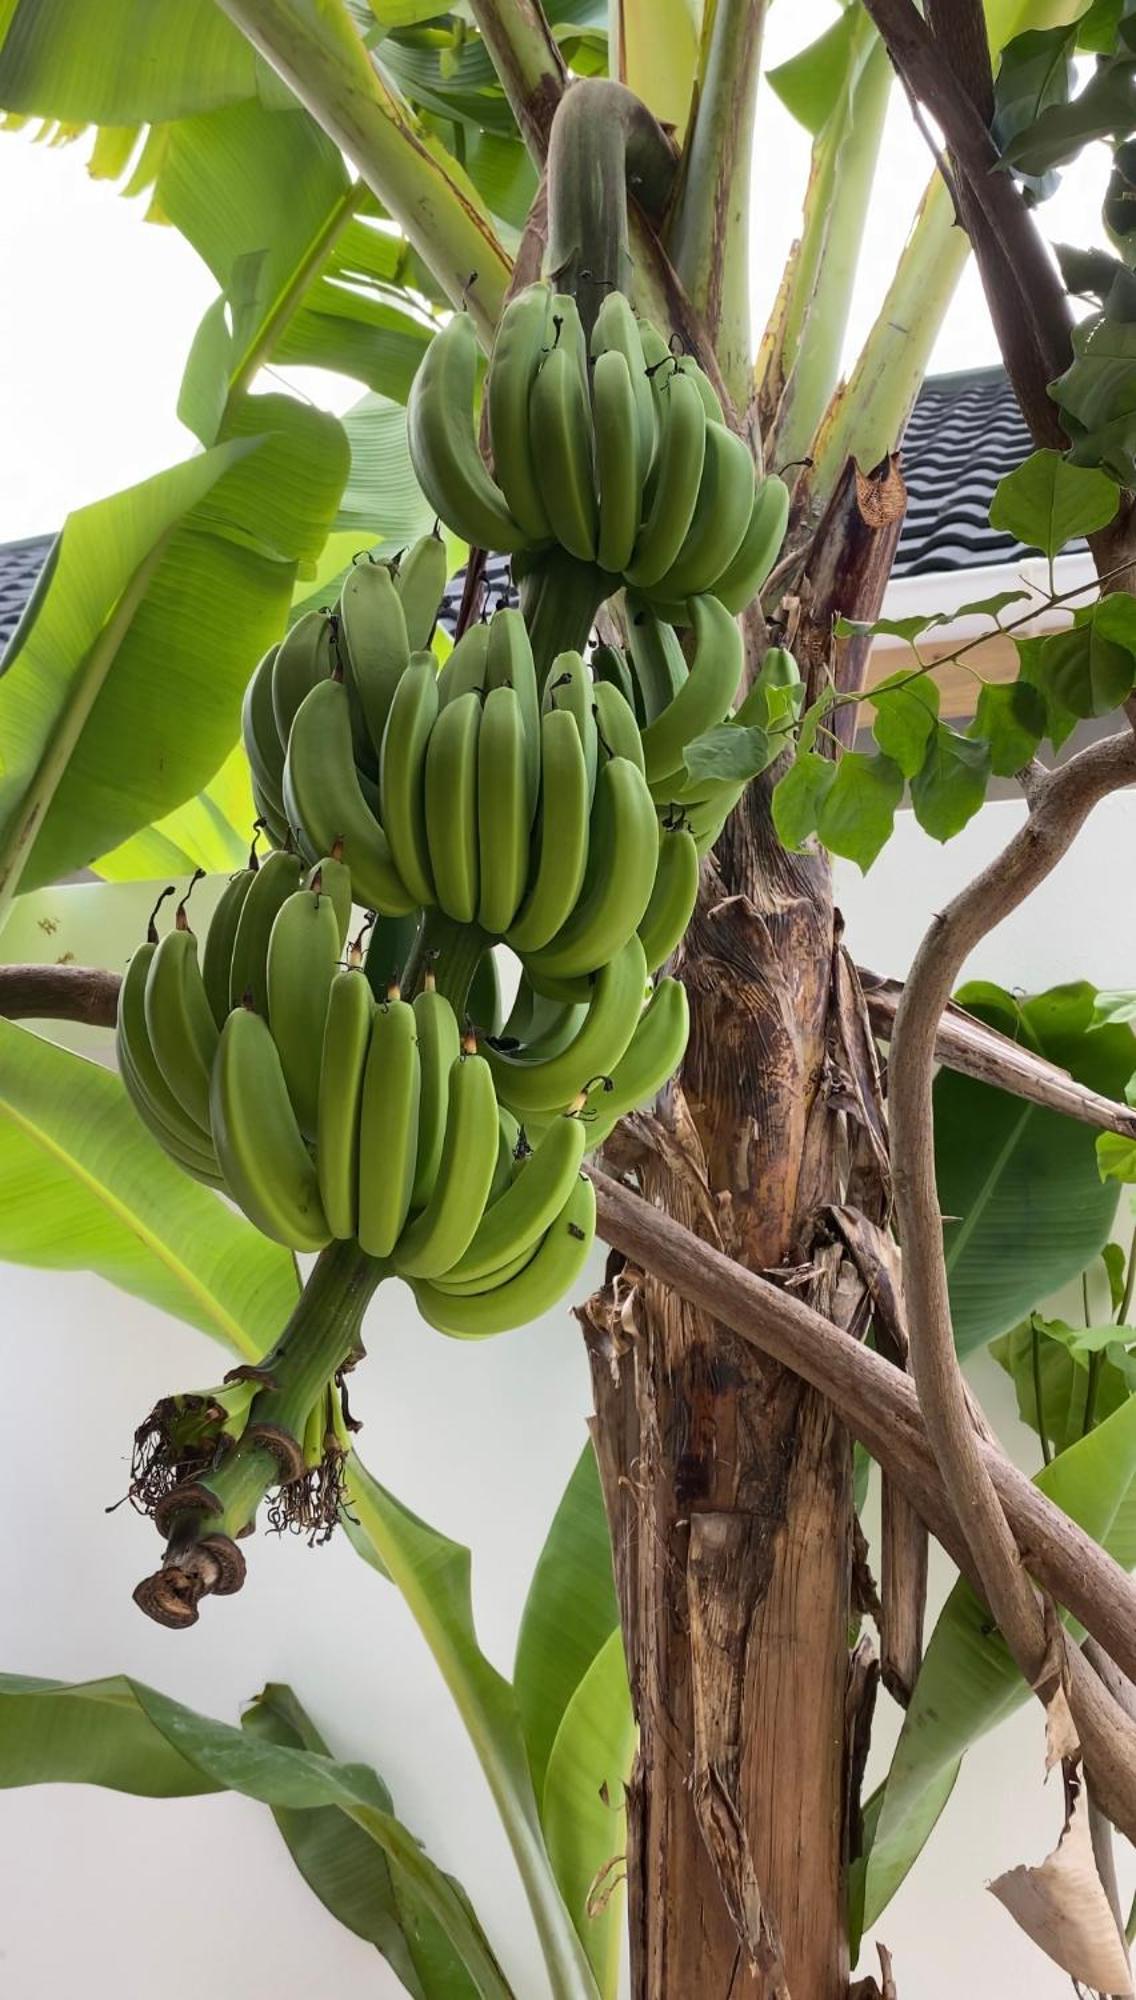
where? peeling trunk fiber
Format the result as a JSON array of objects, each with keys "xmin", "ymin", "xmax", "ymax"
[
  {"xmin": 583, "ymin": 471, "xmax": 903, "ymax": 1998},
  {"xmin": 586, "ymin": 824, "xmax": 850, "ymax": 1999}
]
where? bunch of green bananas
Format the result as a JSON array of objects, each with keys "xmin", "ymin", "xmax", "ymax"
[
  {"xmin": 407, "ymin": 284, "xmax": 788, "ymax": 612},
  {"xmin": 242, "ymin": 530, "xmax": 450, "ymax": 856},
  {"xmin": 116, "ymin": 872, "xmax": 605, "ymax": 1337},
  {"xmin": 244, "ymin": 584, "xmax": 752, "ymax": 981}
]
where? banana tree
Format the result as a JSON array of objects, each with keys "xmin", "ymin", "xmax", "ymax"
[{"xmin": 5, "ymin": 0, "xmax": 1136, "ymax": 1996}]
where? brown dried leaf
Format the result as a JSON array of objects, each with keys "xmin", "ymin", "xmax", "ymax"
[
  {"xmin": 989, "ymin": 1781, "xmax": 1133, "ymax": 1994},
  {"xmin": 1044, "ymin": 1686, "xmax": 1078, "ymax": 1774}
]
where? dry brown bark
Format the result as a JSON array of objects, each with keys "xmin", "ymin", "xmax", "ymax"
[{"xmin": 580, "ymin": 467, "xmax": 905, "ymax": 1998}]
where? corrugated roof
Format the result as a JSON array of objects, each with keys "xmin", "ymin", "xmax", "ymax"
[{"xmin": 0, "ymin": 368, "xmax": 1054, "ymax": 649}]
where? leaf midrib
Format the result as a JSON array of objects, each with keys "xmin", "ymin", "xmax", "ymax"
[
  {"xmin": 0, "ymin": 1092, "xmax": 260, "ymax": 1359},
  {"xmin": 943, "ymin": 1096, "xmax": 1034, "ymax": 1280}
]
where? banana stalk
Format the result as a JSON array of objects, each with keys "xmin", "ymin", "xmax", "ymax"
[
  {"xmin": 544, "ymin": 78, "xmax": 677, "ymax": 341},
  {"xmin": 133, "ymin": 1240, "xmax": 382, "ymax": 1628}
]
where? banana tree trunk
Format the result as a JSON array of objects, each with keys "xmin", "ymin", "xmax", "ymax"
[{"xmin": 582, "ymin": 466, "xmax": 904, "ymax": 1998}]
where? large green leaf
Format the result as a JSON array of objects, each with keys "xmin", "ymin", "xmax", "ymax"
[
  {"xmin": 0, "ymin": 396, "xmax": 347, "ymax": 896},
  {"xmin": 935, "ymin": 982, "xmax": 1131, "ymax": 1354},
  {"xmin": 0, "ymin": 1672, "xmax": 512, "ymax": 1998},
  {"xmin": 543, "ymin": 1629, "xmax": 634, "ymax": 2000},
  {"xmin": 0, "ymin": 0, "xmax": 262, "ymax": 122},
  {"xmin": 92, "ymin": 745, "xmax": 254, "ymax": 882},
  {"xmin": 336, "ymin": 392, "xmax": 436, "ymax": 539},
  {"xmin": 243, "ymin": 1683, "xmax": 479, "ymax": 1998},
  {"xmin": 155, "ymin": 100, "xmax": 437, "ymax": 427},
  {"xmin": 854, "ymin": 1384, "xmax": 1136, "ymax": 1943},
  {"xmin": 344, "ymin": 1453, "xmax": 601, "ymax": 2000},
  {"xmin": 514, "ymin": 1443, "xmax": 620, "ymax": 1802},
  {"xmin": 0, "ymin": 1019, "xmax": 296, "ymax": 1358}
]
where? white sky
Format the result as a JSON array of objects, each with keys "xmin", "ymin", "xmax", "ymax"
[{"xmin": 0, "ymin": 3, "xmax": 1109, "ymax": 543}]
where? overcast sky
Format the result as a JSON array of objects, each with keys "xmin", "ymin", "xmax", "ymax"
[{"xmin": 0, "ymin": 4, "xmax": 1109, "ymax": 543}]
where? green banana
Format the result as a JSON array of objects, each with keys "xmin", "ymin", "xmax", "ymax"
[
  {"xmin": 624, "ymin": 597, "xmax": 688, "ymax": 722},
  {"xmin": 363, "ymin": 911, "xmax": 423, "ymax": 1000},
  {"xmin": 523, "ymin": 760, "xmax": 659, "ymax": 983},
  {"xmin": 542, "ymin": 650, "xmax": 598, "ymax": 801},
  {"xmin": 708, "ymin": 475, "xmax": 789, "ymax": 614},
  {"xmin": 439, "ymin": 1111, "xmax": 586, "ymax": 1287},
  {"xmin": 117, "ymin": 945, "xmax": 222, "ymax": 1176},
  {"xmin": 485, "ymin": 935, "xmax": 647, "ymax": 1117},
  {"xmin": 410, "ymin": 975, "xmax": 461, "ymax": 1210},
  {"xmin": 119, "ymin": 1048, "xmax": 226, "ymax": 1189},
  {"xmin": 307, "ymin": 851, "xmax": 353, "ymax": 949},
  {"xmin": 592, "ymin": 677, "xmax": 645, "ymax": 774},
  {"xmin": 590, "ymin": 292, "xmax": 656, "ymax": 486},
  {"xmin": 407, "ymin": 312, "xmax": 527, "ymax": 552},
  {"xmin": 591, "ymin": 641, "xmax": 639, "ymax": 717},
  {"xmin": 468, "ymin": 949, "xmax": 504, "ymax": 1038},
  {"xmin": 241, "ymin": 648, "xmax": 287, "ymax": 832},
  {"xmin": 682, "ymin": 358, "xmax": 726, "ymax": 425},
  {"xmin": 485, "ymin": 607, "xmax": 540, "ymax": 802},
  {"xmin": 210, "ymin": 1006, "xmax": 330, "ymax": 1252},
  {"xmin": 317, "ymin": 967, "xmax": 373, "ymax": 1239},
  {"xmin": 228, "ymin": 848, "xmax": 304, "ymax": 1014},
  {"xmin": 394, "ymin": 1045, "xmax": 499, "ymax": 1279},
  {"xmin": 639, "ymin": 594, "xmax": 744, "ymax": 787},
  {"xmin": 437, "ymin": 621, "xmax": 490, "ymax": 706},
  {"xmin": 487, "ymin": 282, "xmax": 554, "ymax": 542},
  {"xmin": 201, "ymin": 861, "xmax": 255, "ymax": 1028},
  {"xmin": 530, "ymin": 341, "xmax": 597, "ymax": 563},
  {"xmin": 654, "ymin": 421, "xmax": 755, "ymax": 602},
  {"xmin": 638, "ymin": 826, "xmax": 699, "ymax": 972},
  {"xmin": 501, "ymin": 974, "xmax": 589, "ymax": 1059},
  {"xmin": 266, "ymin": 885, "xmax": 342, "ymax": 1140},
  {"xmin": 431, "ymin": 1237, "xmax": 535, "ymax": 1297},
  {"xmin": 625, "ymin": 367, "xmax": 706, "ymax": 590},
  {"xmin": 688, "ymin": 779, "xmax": 745, "ymax": 854},
  {"xmin": 271, "ymin": 611, "xmax": 335, "ymax": 747},
  {"xmin": 424, "ymin": 689, "xmax": 481, "ymax": 923},
  {"xmin": 583, "ymin": 976, "xmax": 690, "ymax": 1149},
  {"xmin": 394, "ymin": 530, "xmax": 449, "ymax": 651},
  {"xmin": 380, "ymin": 654, "xmax": 439, "ymax": 910},
  {"xmin": 284, "ymin": 680, "xmax": 417, "ymax": 917},
  {"xmin": 477, "ymin": 685, "xmax": 531, "ymax": 935},
  {"xmin": 592, "ymin": 349, "xmax": 640, "ymax": 576},
  {"xmin": 338, "ymin": 558, "xmax": 410, "ymax": 754},
  {"xmin": 357, "ymin": 990, "xmax": 422, "ymax": 1259},
  {"xmin": 505, "ymin": 709, "xmax": 590, "ymax": 956},
  {"xmin": 491, "ymin": 1105, "xmax": 521, "ymax": 1203},
  {"xmin": 411, "ymin": 1170, "xmax": 595, "ymax": 1339},
  {"xmin": 144, "ymin": 917, "xmax": 220, "ymax": 1135}
]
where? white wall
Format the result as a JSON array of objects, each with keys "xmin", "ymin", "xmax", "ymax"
[{"xmin": 1, "ymin": 795, "xmax": 1134, "ymax": 1998}]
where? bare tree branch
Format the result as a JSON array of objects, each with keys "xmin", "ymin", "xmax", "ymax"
[
  {"xmin": 861, "ymin": 0, "xmax": 1072, "ymax": 444},
  {"xmin": 0, "ymin": 964, "xmax": 120, "ymax": 1029},
  {"xmin": 888, "ymin": 724, "xmax": 1136, "ymax": 1822},
  {"xmin": 861, "ymin": 969, "xmax": 1136, "ymax": 1142}
]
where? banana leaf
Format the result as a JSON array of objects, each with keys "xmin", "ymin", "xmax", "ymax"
[
  {"xmin": 344, "ymin": 1451, "xmax": 602, "ymax": 2000},
  {"xmin": 543, "ymin": 1627, "xmax": 634, "ymax": 1999},
  {"xmin": 852, "ymin": 1382, "xmax": 1136, "ymax": 1946},
  {"xmin": 0, "ymin": 1671, "xmax": 511, "ymax": 1998},
  {"xmin": 0, "ymin": 1017, "xmax": 296, "ymax": 1357},
  {"xmin": 0, "ymin": 396, "xmax": 347, "ymax": 898},
  {"xmin": 0, "ymin": 0, "xmax": 262, "ymax": 123},
  {"xmin": 514, "ymin": 1442, "xmax": 620, "ymax": 1802},
  {"xmin": 243, "ymin": 1682, "xmax": 480, "ymax": 1997},
  {"xmin": 935, "ymin": 982, "xmax": 1133, "ymax": 1353}
]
